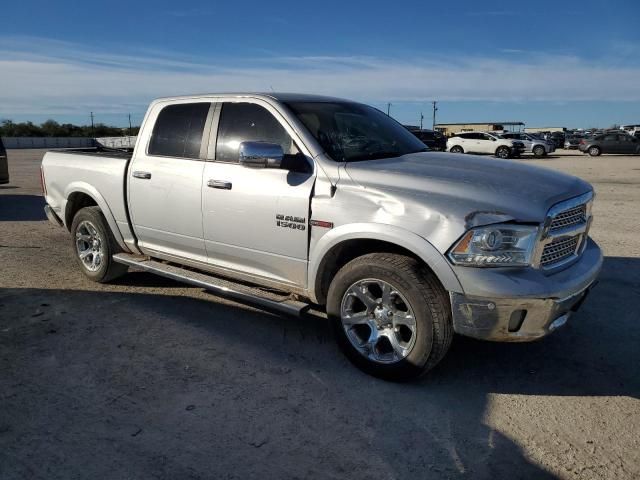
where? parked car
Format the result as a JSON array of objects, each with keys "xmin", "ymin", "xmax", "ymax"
[
  {"xmin": 564, "ymin": 135, "xmax": 583, "ymax": 149},
  {"xmin": 41, "ymin": 93, "xmax": 602, "ymax": 381},
  {"xmin": 499, "ymin": 132, "xmax": 555, "ymax": 156},
  {"xmin": 405, "ymin": 127, "xmax": 447, "ymax": 151},
  {"xmin": 544, "ymin": 132, "xmax": 565, "ymax": 149},
  {"xmin": 0, "ymin": 137, "xmax": 9, "ymax": 184},
  {"xmin": 447, "ymin": 132, "xmax": 525, "ymax": 158},
  {"xmin": 579, "ymin": 132, "xmax": 640, "ymax": 156}
]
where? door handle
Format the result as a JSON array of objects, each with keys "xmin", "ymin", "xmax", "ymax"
[
  {"xmin": 207, "ymin": 179, "xmax": 232, "ymax": 190},
  {"xmin": 132, "ymin": 171, "xmax": 152, "ymax": 179}
]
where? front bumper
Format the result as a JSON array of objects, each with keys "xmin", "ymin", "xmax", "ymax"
[{"xmin": 450, "ymin": 238, "xmax": 602, "ymax": 341}]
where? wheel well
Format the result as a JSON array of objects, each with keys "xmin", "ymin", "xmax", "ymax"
[
  {"xmin": 65, "ymin": 192, "xmax": 98, "ymax": 229},
  {"xmin": 314, "ymin": 239, "xmax": 428, "ymax": 305}
]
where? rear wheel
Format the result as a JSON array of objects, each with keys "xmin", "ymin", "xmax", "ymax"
[
  {"xmin": 70, "ymin": 206, "xmax": 128, "ymax": 283},
  {"xmin": 533, "ymin": 145, "xmax": 546, "ymax": 157},
  {"xmin": 449, "ymin": 146, "xmax": 464, "ymax": 154},
  {"xmin": 327, "ymin": 253, "xmax": 453, "ymax": 381},
  {"xmin": 495, "ymin": 146, "xmax": 511, "ymax": 159},
  {"xmin": 588, "ymin": 146, "xmax": 601, "ymax": 157}
]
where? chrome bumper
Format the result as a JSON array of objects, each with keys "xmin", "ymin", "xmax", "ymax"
[
  {"xmin": 450, "ymin": 238, "xmax": 602, "ymax": 342},
  {"xmin": 44, "ymin": 205, "xmax": 64, "ymax": 227}
]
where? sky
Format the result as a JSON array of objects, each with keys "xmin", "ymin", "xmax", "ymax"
[{"xmin": 0, "ymin": 0, "xmax": 639, "ymax": 129}]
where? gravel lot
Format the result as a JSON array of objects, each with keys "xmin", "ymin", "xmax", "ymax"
[{"xmin": 1, "ymin": 149, "xmax": 639, "ymax": 479}]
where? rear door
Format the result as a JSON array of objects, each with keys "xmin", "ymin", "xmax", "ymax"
[
  {"xmin": 459, "ymin": 133, "xmax": 479, "ymax": 153},
  {"xmin": 201, "ymin": 100, "xmax": 315, "ymax": 287},
  {"xmin": 600, "ymin": 134, "xmax": 619, "ymax": 153},
  {"xmin": 128, "ymin": 101, "xmax": 213, "ymax": 262}
]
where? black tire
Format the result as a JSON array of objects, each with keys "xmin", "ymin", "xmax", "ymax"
[
  {"xmin": 449, "ymin": 146, "xmax": 464, "ymax": 154},
  {"xmin": 495, "ymin": 146, "xmax": 511, "ymax": 159},
  {"xmin": 70, "ymin": 206, "xmax": 128, "ymax": 283},
  {"xmin": 327, "ymin": 253, "xmax": 453, "ymax": 381},
  {"xmin": 588, "ymin": 146, "xmax": 601, "ymax": 157},
  {"xmin": 533, "ymin": 145, "xmax": 546, "ymax": 157}
]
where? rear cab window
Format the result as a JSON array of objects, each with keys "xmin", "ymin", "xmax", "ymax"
[{"xmin": 148, "ymin": 103, "xmax": 211, "ymax": 159}]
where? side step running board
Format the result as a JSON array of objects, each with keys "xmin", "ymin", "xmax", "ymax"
[{"xmin": 112, "ymin": 253, "xmax": 310, "ymax": 317}]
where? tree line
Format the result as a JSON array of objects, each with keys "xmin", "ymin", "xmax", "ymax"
[{"xmin": 0, "ymin": 119, "xmax": 140, "ymax": 137}]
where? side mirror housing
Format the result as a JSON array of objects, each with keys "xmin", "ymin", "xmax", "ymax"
[{"xmin": 239, "ymin": 141, "xmax": 284, "ymax": 168}]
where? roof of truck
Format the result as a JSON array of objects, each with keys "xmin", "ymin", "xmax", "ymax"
[{"xmin": 152, "ymin": 92, "xmax": 352, "ymax": 103}]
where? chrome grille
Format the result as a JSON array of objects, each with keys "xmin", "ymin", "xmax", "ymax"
[
  {"xmin": 541, "ymin": 236, "xmax": 580, "ymax": 266},
  {"xmin": 549, "ymin": 204, "xmax": 586, "ymax": 231}
]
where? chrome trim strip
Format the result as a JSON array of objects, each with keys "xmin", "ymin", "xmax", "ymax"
[{"xmin": 533, "ymin": 191, "xmax": 594, "ymax": 272}]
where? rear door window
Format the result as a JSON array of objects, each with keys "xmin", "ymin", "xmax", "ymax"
[{"xmin": 148, "ymin": 103, "xmax": 211, "ymax": 159}]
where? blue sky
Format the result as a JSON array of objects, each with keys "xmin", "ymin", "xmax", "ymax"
[{"xmin": 1, "ymin": 0, "xmax": 639, "ymax": 128}]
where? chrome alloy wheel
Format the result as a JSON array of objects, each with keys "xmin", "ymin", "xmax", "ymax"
[
  {"xmin": 340, "ymin": 279, "xmax": 417, "ymax": 364},
  {"xmin": 75, "ymin": 220, "xmax": 104, "ymax": 272}
]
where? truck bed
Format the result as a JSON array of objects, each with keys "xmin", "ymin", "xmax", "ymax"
[
  {"xmin": 50, "ymin": 147, "xmax": 133, "ymax": 160},
  {"xmin": 41, "ymin": 149, "xmax": 133, "ymax": 247}
]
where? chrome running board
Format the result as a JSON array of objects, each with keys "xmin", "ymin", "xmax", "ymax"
[{"xmin": 113, "ymin": 253, "xmax": 310, "ymax": 317}]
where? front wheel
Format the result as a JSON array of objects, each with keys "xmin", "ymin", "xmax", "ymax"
[
  {"xmin": 449, "ymin": 146, "xmax": 464, "ymax": 154},
  {"xmin": 70, "ymin": 206, "xmax": 128, "ymax": 283},
  {"xmin": 327, "ymin": 253, "xmax": 453, "ymax": 381},
  {"xmin": 495, "ymin": 146, "xmax": 511, "ymax": 159}
]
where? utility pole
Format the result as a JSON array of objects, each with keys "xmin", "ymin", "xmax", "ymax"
[
  {"xmin": 432, "ymin": 101, "xmax": 438, "ymax": 130},
  {"xmin": 420, "ymin": 112, "xmax": 424, "ymax": 130},
  {"xmin": 90, "ymin": 111, "xmax": 95, "ymax": 138},
  {"xmin": 387, "ymin": 103, "xmax": 392, "ymax": 116},
  {"xmin": 128, "ymin": 113, "xmax": 133, "ymax": 148}
]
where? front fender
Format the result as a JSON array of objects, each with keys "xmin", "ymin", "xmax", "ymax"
[
  {"xmin": 307, "ymin": 222, "xmax": 463, "ymax": 303},
  {"xmin": 63, "ymin": 182, "xmax": 129, "ymax": 251}
]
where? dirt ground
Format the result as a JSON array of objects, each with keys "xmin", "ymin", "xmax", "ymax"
[{"xmin": 1, "ymin": 149, "xmax": 638, "ymax": 479}]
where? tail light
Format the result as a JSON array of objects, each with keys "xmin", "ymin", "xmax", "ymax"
[
  {"xmin": 40, "ymin": 165, "xmax": 47, "ymax": 196},
  {"xmin": 579, "ymin": 139, "xmax": 585, "ymax": 144}
]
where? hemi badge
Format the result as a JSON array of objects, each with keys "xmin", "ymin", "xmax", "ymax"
[{"xmin": 310, "ymin": 220, "xmax": 334, "ymax": 229}]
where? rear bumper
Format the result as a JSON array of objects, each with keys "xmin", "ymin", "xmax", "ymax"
[
  {"xmin": 450, "ymin": 238, "xmax": 602, "ymax": 341},
  {"xmin": 44, "ymin": 205, "xmax": 64, "ymax": 227}
]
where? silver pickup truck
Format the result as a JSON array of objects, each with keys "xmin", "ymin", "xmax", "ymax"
[{"xmin": 41, "ymin": 93, "xmax": 602, "ymax": 380}]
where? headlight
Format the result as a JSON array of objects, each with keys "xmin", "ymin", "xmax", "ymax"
[{"xmin": 448, "ymin": 224, "xmax": 539, "ymax": 267}]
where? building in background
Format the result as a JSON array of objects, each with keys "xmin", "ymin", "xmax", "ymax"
[
  {"xmin": 435, "ymin": 122, "xmax": 524, "ymax": 136},
  {"xmin": 524, "ymin": 126, "xmax": 566, "ymax": 133}
]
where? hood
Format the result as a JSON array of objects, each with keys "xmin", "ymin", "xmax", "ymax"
[{"xmin": 344, "ymin": 152, "xmax": 592, "ymax": 226}]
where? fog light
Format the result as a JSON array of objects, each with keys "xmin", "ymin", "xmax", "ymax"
[{"xmin": 508, "ymin": 310, "xmax": 527, "ymax": 332}]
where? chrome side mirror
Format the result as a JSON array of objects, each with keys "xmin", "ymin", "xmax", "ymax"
[{"xmin": 238, "ymin": 141, "xmax": 284, "ymax": 168}]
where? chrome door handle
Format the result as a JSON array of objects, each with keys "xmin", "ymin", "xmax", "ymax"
[
  {"xmin": 132, "ymin": 171, "xmax": 152, "ymax": 179},
  {"xmin": 207, "ymin": 179, "xmax": 232, "ymax": 190}
]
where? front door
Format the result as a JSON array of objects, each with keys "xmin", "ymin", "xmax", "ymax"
[
  {"xmin": 128, "ymin": 101, "xmax": 212, "ymax": 262},
  {"xmin": 202, "ymin": 101, "xmax": 315, "ymax": 287}
]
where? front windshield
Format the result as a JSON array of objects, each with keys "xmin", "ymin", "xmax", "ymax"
[{"xmin": 284, "ymin": 101, "xmax": 427, "ymax": 162}]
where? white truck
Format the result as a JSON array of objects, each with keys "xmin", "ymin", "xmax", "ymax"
[{"xmin": 42, "ymin": 93, "xmax": 602, "ymax": 380}]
